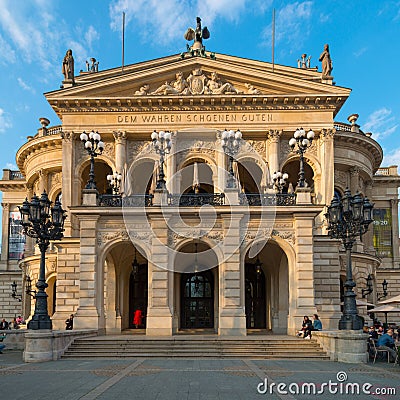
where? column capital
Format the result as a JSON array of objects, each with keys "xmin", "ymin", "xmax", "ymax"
[
  {"xmin": 349, "ymin": 166, "xmax": 361, "ymax": 176},
  {"xmin": 266, "ymin": 129, "xmax": 282, "ymax": 144},
  {"xmin": 113, "ymin": 131, "xmax": 127, "ymax": 143},
  {"xmin": 321, "ymin": 128, "xmax": 335, "ymax": 140},
  {"xmin": 60, "ymin": 131, "xmax": 73, "ymax": 142},
  {"xmin": 1, "ymin": 202, "xmax": 10, "ymax": 211}
]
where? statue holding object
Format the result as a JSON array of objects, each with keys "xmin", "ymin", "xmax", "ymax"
[
  {"xmin": 62, "ymin": 49, "xmax": 75, "ymax": 82},
  {"xmin": 319, "ymin": 44, "xmax": 333, "ymax": 77}
]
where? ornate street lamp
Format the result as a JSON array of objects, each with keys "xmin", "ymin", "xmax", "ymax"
[
  {"xmin": 272, "ymin": 171, "xmax": 289, "ymax": 193},
  {"xmin": 221, "ymin": 129, "xmax": 242, "ymax": 188},
  {"xmin": 325, "ymin": 188, "xmax": 374, "ymax": 330},
  {"xmin": 151, "ymin": 130, "xmax": 172, "ymax": 190},
  {"xmin": 289, "ymin": 128, "xmax": 315, "ymax": 188},
  {"xmin": 80, "ymin": 130, "xmax": 105, "ymax": 190},
  {"xmin": 377, "ymin": 279, "xmax": 388, "ymax": 301},
  {"xmin": 107, "ymin": 171, "xmax": 122, "ymax": 194},
  {"xmin": 361, "ymin": 274, "xmax": 373, "ymax": 298},
  {"xmin": 11, "ymin": 275, "xmax": 36, "ymax": 302},
  {"xmin": 19, "ymin": 191, "xmax": 66, "ymax": 329}
]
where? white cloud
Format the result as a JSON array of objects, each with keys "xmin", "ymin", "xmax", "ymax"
[
  {"xmin": 17, "ymin": 77, "xmax": 35, "ymax": 93},
  {"xmin": 109, "ymin": 0, "xmax": 256, "ymax": 46},
  {"xmin": 0, "ymin": 108, "xmax": 12, "ymax": 133},
  {"xmin": 85, "ymin": 26, "xmax": 100, "ymax": 48},
  {"xmin": 0, "ymin": 34, "xmax": 16, "ymax": 64},
  {"xmin": 5, "ymin": 162, "xmax": 17, "ymax": 170},
  {"xmin": 382, "ymin": 148, "xmax": 400, "ymax": 167},
  {"xmin": 261, "ymin": 1, "xmax": 314, "ymax": 51},
  {"xmin": 0, "ymin": 1, "xmax": 100, "ymax": 78},
  {"xmin": 353, "ymin": 47, "xmax": 367, "ymax": 58},
  {"xmin": 362, "ymin": 108, "xmax": 398, "ymax": 140}
]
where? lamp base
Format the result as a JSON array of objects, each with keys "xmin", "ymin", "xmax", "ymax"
[
  {"xmin": 28, "ymin": 315, "xmax": 52, "ymax": 330},
  {"xmin": 338, "ymin": 314, "xmax": 364, "ymax": 330}
]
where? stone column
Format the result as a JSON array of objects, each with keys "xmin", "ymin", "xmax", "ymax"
[
  {"xmin": 146, "ymin": 216, "xmax": 172, "ymax": 335},
  {"xmin": 61, "ymin": 132, "xmax": 74, "ymax": 237},
  {"xmin": 363, "ymin": 180, "xmax": 374, "ymax": 253},
  {"xmin": 391, "ymin": 198, "xmax": 400, "ymax": 263},
  {"xmin": 38, "ymin": 169, "xmax": 48, "ymax": 194},
  {"xmin": 113, "ymin": 131, "xmax": 127, "ymax": 174},
  {"xmin": 1, "ymin": 202, "xmax": 10, "ymax": 262},
  {"xmin": 219, "ymin": 214, "xmax": 246, "ymax": 336},
  {"xmin": 289, "ymin": 212, "xmax": 318, "ymax": 334},
  {"xmin": 267, "ymin": 130, "xmax": 281, "ymax": 175},
  {"xmin": 166, "ymin": 132, "xmax": 176, "ymax": 193},
  {"xmin": 73, "ymin": 215, "xmax": 100, "ymax": 330},
  {"xmin": 349, "ymin": 166, "xmax": 361, "ymax": 193},
  {"xmin": 320, "ymin": 129, "xmax": 335, "ymax": 205},
  {"xmin": 24, "ymin": 184, "xmax": 35, "ymax": 256}
]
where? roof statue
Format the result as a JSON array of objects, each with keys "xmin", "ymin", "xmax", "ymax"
[
  {"xmin": 319, "ymin": 44, "xmax": 333, "ymax": 78},
  {"xmin": 297, "ymin": 54, "xmax": 311, "ymax": 69},
  {"xmin": 61, "ymin": 49, "xmax": 75, "ymax": 85},
  {"xmin": 182, "ymin": 17, "xmax": 215, "ymax": 59},
  {"xmin": 86, "ymin": 57, "xmax": 99, "ymax": 73}
]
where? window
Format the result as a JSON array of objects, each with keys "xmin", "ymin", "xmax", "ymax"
[
  {"xmin": 8, "ymin": 211, "xmax": 26, "ymax": 259},
  {"xmin": 373, "ymin": 209, "xmax": 393, "ymax": 258}
]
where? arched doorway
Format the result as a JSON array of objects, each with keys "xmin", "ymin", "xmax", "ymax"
[
  {"xmin": 245, "ymin": 240, "xmax": 289, "ymax": 333},
  {"xmin": 181, "ymin": 270, "xmax": 214, "ymax": 328},
  {"xmin": 129, "ymin": 261, "xmax": 148, "ymax": 328},
  {"xmin": 81, "ymin": 160, "xmax": 112, "ymax": 195},
  {"xmin": 245, "ymin": 263, "xmax": 266, "ymax": 328},
  {"xmin": 283, "ymin": 159, "xmax": 314, "ymax": 192},
  {"xmin": 174, "ymin": 241, "xmax": 219, "ymax": 332}
]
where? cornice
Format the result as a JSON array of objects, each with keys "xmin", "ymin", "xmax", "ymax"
[
  {"xmin": 47, "ymin": 94, "xmax": 344, "ymax": 117},
  {"xmin": 334, "ymin": 131, "xmax": 383, "ymax": 172},
  {"xmin": 16, "ymin": 134, "xmax": 62, "ymax": 174}
]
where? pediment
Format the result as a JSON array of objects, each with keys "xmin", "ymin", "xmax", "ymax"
[{"xmin": 46, "ymin": 53, "xmax": 350, "ymax": 116}]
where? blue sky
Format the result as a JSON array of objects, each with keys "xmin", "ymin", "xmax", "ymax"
[{"xmin": 0, "ymin": 0, "xmax": 399, "ymax": 172}]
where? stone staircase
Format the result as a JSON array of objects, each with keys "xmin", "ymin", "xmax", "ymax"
[{"xmin": 62, "ymin": 335, "xmax": 329, "ymax": 359}]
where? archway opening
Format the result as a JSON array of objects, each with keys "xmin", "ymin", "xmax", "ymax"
[
  {"xmin": 237, "ymin": 160, "xmax": 263, "ymax": 194},
  {"xmin": 245, "ymin": 241, "xmax": 289, "ymax": 333},
  {"xmin": 283, "ymin": 159, "xmax": 314, "ymax": 192},
  {"xmin": 174, "ymin": 241, "xmax": 219, "ymax": 331},
  {"xmin": 180, "ymin": 160, "xmax": 214, "ymax": 194},
  {"xmin": 81, "ymin": 160, "xmax": 112, "ymax": 195}
]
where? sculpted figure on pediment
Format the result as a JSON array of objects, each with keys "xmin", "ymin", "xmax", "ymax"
[
  {"xmin": 245, "ymin": 83, "xmax": 262, "ymax": 94},
  {"xmin": 134, "ymin": 85, "xmax": 150, "ymax": 95},
  {"xmin": 151, "ymin": 72, "xmax": 190, "ymax": 95},
  {"xmin": 205, "ymin": 72, "xmax": 242, "ymax": 94}
]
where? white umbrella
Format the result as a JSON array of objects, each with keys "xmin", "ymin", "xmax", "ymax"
[
  {"xmin": 192, "ymin": 162, "xmax": 200, "ymax": 193},
  {"xmin": 378, "ymin": 294, "xmax": 400, "ymax": 305},
  {"xmin": 367, "ymin": 305, "xmax": 400, "ymax": 325}
]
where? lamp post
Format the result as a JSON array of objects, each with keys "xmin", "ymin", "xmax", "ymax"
[
  {"xmin": 19, "ymin": 191, "xmax": 66, "ymax": 329},
  {"xmin": 325, "ymin": 188, "xmax": 374, "ymax": 330},
  {"xmin": 11, "ymin": 275, "xmax": 36, "ymax": 302},
  {"xmin": 377, "ymin": 279, "xmax": 388, "ymax": 301},
  {"xmin": 289, "ymin": 128, "xmax": 314, "ymax": 188},
  {"xmin": 221, "ymin": 129, "xmax": 242, "ymax": 188},
  {"xmin": 107, "ymin": 171, "xmax": 122, "ymax": 194},
  {"xmin": 361, "ymin": 273, "xmax": 373, "ymax": 298},
  {"xmin": 80, "ymin": 130, "xmax": 105, "ymax": 190},
  {"xmin": 151, "ymin": 130, "xmax": 172, "ymax": 190},
  {"xmin": 272, "ymin": 171, "xmax": 289, "ymax": 193}
]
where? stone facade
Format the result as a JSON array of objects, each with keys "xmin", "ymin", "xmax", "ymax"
[{"xmin": 0, "ymin": 51, "xmax": 399, "ymax": 335}]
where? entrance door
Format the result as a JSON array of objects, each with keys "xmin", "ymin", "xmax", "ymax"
[
  {"xmin": 181, "ymin": 271, "xmax": 214, "ymax": 329},
  {"xmin": 129, "ymin": 265, "xmax": 148, "ymax": 328},
  {"xmin": 245, "ymin": 263, "xmax": 266, "ymax": 329}
]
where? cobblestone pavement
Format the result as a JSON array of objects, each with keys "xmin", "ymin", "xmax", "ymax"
[{"xmin": 0, "ymin": 351, "xmax": 399, "ymax": 400}]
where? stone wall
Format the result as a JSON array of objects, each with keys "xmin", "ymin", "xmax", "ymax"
[
  {"xmin": 313, "ymin": 236, "xmax": 342, "ymax": 330},
  {"xmin": 0, "ymin": 271, "xmax": 23, "ymax": 320}
]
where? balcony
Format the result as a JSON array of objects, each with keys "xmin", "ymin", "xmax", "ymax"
[
  {"xmin": 98, "ymin": 194, "xmax": 154, "ymax": 207},
  {"xmin": 239, "ymin": 193, "xmax": 296, "ymax": 206},
  {"xmin": 168, "ymin": 193, "xmax": 225, "ymax": 206}
]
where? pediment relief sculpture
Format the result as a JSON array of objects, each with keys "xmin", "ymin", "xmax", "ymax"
[{"xmin": 135, "ymin": 69, "xmax": 263, "ymax": 96}]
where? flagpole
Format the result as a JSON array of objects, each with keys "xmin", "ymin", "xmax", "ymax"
[
  {"xmin": 272, "ymin": 8, "xmax": 275, "ymax": 73},
  {"xmin": 122, "ymin": 12, "xmax": 125, "ymax": 73}
]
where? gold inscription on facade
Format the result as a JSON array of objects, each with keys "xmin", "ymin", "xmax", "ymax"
[{"xmin": 117, "ymin": 113, "xmax": 273, "ymax": 125}]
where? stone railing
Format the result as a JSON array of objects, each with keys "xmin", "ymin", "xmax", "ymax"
[
  {"xmin": 375, "ymin": 166, "xmax": 398, "ymax": 176},
  {"xmin": 239, "ymin": 193, "xmax": 296, "ymax": 206},
  {"xmin": 168, "ymin": 193, "xmax": 225, "ymax": 206},
  {"xmin": 2, "ymin": 169, "xmax": 24, "ymax": 180},
  {"xmin": 98, "ymin": 194, "xmax": 154, "ymax": 207},
  {"xmin": 35, "ymin": 125, "xmax": 63, "ymax": 137}
]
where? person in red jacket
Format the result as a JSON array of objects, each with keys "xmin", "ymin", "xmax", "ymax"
[{"xmin": 133, "ymin": 308, "xmax": 143, "ymax": 329}]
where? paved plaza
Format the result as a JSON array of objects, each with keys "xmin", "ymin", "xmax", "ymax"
[{"xmin": 0, "ymin": 350, "xmax": 399, "ymax": 400}]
